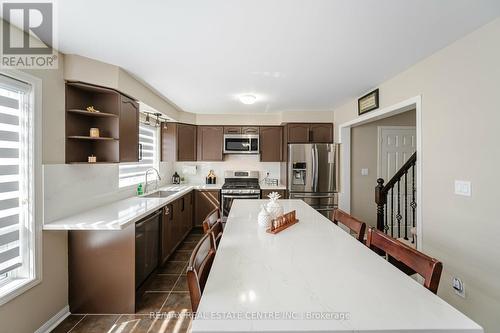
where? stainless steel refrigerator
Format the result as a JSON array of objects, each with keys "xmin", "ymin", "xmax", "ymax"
[{"xmin": 288, "ymin": 144, "xmax": 340, "ymax": 217}]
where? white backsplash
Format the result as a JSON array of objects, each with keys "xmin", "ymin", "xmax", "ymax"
[
  {"xmin": 43, "ymin": 162, "xmax": 172, "ymax": 223},
  {"xmin": 174, "ymin": 155, "xmax": 281, "ymax": 185},
  {"xmin": 43, "ymin": 156, "xmax": 279, "ymax": 223}
]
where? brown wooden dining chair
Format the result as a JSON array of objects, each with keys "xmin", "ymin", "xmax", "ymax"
[
  {"xmin": 207, "ymin": 220, "xmax": 223, "ymax": 248},
  {"xmin": 366, "ymin": 227, "xmax": 443, "ymax": 294},
  {"xmin": 331, "ymin": 209, "xmax": 366, "ymax": 242},
  {"xmin": 186, "ymin": 232, "xmax": 216, "ymax": 312},
  {"xmin": 202, "ymin": 208, "xmax": 221, "ymax": 233}
]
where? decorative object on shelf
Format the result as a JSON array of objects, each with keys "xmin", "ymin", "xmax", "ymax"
[
  {"xmin": 358, "ymin": 88, "xmax": 379, "ymax": 115},
  {"xmin": 88, "ymin": 155, "xmax": 97, "ymax": 163},
  {"xmin": 267, "ymin": 210, "xmax": 299, "ymax": 234},
  {"xmin": 86, "ymin": 106, "xmax": 100, "ymax": 113},
  {"xmin": 172, "ymin": 171, "xmax": 181, "ymax": 184},
  {"xmin": 206, "ymin": 170, "xmax": 217, "ymax": 184},
  {"xmin": 258, "ymin": 205, "xmax": 271, "ymax": 228},
  {"xmin": 266, "ymin": 191, "xmax": 283, "ymax": 218},
  {"xmin": 89, "ymin": 127, "xmax": 100, "ymax": 138}
]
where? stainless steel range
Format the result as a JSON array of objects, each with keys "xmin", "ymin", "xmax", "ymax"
[{"xmin": 221, "ymin": 170, "xmax": 261, "ymax": 219}]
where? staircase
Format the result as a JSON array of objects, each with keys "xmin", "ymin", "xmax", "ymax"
[{"xmin": 375, "ymin": 152, "xmax": 417, "ymax": 247}]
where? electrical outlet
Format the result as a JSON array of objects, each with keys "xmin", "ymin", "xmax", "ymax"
[
  {"xmin": 361, "ymin": 168, "xmax": 369, "ymax": 176},
  {"xmin": 454, "ymin": 180, "xmax": 471, "ymax": 197},
  {"xmin": 452, "ymin": 277, "xmax": 466, "ymax": 298}
]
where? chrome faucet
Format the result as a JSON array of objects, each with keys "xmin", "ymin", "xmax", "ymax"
[{"xmin": 144, "ymin": 168, "xmax": 162, "ymax": 194}]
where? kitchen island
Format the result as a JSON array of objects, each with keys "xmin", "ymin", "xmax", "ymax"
[{"xmin": 191, "ymin": 199, "xmax": 482, "ymax": 333}]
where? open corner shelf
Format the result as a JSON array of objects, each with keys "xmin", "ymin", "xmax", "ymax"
[{"xmin": 65, "ymin": 81, "xmax": 140, "ymax": 164}]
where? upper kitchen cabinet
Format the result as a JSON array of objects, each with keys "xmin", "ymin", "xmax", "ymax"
[
  {"xmin": 197, "ymin": 126, "xmax": 224, "ymax": 161},
  {"xmin": 119, "ymin": 95, "xmax": 139, "ymax": 162},
  {"xmin": 259, "ymin": 126, "xmax": 283, "ymax": 162},
  {"xmin": 161, "ymin": 123, "xmax": 197, "ymax": 161},
  {"xmin": 223, "ymin": 126, "xmax": 259, "ymax": 135},
  {"xmin": 286, "ymin": 123, "xmax": 333, "ymax": 143}
]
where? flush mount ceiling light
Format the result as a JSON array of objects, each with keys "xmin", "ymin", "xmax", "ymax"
[{"xmin": 239, "ymin": 94, "xmax": 257, "ymax": 105}]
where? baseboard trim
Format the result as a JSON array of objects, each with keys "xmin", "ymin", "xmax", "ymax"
[{"xmin": 35, "ymin": 305, "xmax": 70, "ymax": 333}]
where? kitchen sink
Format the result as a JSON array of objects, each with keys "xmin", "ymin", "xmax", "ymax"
[{"xmin": 141, "ymin": 190, "xmax": 179, "ymax": 198}]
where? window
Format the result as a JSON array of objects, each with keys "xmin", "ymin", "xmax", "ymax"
[
  {"xmin": 0, "ymin": 72, "xmax": 40, "ymax": 305},
  {"xmin": 119, "ymin": 123, "xmax": 159, "ymax": 188}
]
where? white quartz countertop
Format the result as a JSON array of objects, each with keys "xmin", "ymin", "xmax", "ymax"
[
  {"xmin": 42, "ymin": 184, "xmax": 220, "ymax": 231},
  {"xmin": 191, "ymin": 199, "xmax": 482, "ymax": 333}
]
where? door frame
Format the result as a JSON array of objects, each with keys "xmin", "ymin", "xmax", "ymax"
[
  {"xmin": 377, "ymin": 126, "xmax": 417, "ymax": 179},
  {"xmin": 337, "ymin": 96, "xmax": 422, "ymax": 249}
]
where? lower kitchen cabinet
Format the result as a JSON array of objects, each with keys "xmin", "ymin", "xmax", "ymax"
[
  {"xmin": 262, "ymin": 189, "xmax": 287, "ymax": 199},
  {"xmin": 195, "ymin": 190, "xmax": 220, "ymax": 226}
]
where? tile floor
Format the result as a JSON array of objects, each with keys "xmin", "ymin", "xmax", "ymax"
[{"xmin": 51, "ymin": 228, "xmax": 204, "ymax": 333}]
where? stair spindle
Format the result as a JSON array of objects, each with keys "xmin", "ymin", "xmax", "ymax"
[{"xmin": 404, "ymin": 171, "xmax": 408, "ymax": 240}]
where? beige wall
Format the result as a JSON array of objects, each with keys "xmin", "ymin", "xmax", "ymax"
[
  {"xmin": 0, "ymin": 55, "xmax": 68, "ymax": 332},
  {"xmin": 196, "ymin": 110, "xmax": 334, "ymax": 125},
  {"xmin": 334, "ymin": 17, "xmax": 500, "ymax": 332},
  {"xmin": 351, "ymin": 110, "xmax": 415, "ymax": 227}
]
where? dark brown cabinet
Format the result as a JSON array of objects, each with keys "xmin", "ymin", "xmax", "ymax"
[
  {"xmin": 161, "ymin": 123, "xmax": 197, "ymax": 161},
  {"xmin": 197, "ymin": 126, "xmax": 223, "ymax": 161},
  {"xmin": 119, "ymin": 95, "xmax": 139, "ymax": 162},
  {"xmin": 242, "ymin": 127, "xmax": 259, "ymax": 134},
  {"xmin": 310, "ymin": 123, "xmax": 333, "ymax": 143},
  {"xmin": 194, "ymin": 190, "xmax": 220, "ymax": 226},
  {"xmin": 224, "ymin": 126, "xmax": 242, "ymax": 134},
  {"xmin": 259, "ymin": 126, "xmax": 283, "ymax": 162},
  {"xmin": 286, "ymin": 123, "xmax": 333, "ymax": 143},
  {"xmin": 262, "ymin": 189, "xmax": 286, "ymax": 199},
  {"xmin": 160, "ymin": 203, "xmax": 175, "ymax": 265}
]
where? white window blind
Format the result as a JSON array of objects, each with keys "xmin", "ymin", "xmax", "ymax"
[
  {"xmin": 0, "ymin": 74, "xmax": 32, "ymax": 280},
  {"xmin": 119, "ymin": 124, "xmax": 159, "ymax": 188}
]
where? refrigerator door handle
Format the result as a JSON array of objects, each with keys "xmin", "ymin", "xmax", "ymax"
[
  {"xmin": 313, "ymin": 144, "xmax": 319, "ymax": 192},
  {"xmin": 311, "ymin": 145, "xmax": 316, "ymax": 192}
]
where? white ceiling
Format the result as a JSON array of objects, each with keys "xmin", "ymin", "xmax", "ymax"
[{"xmin": 57, "ymin": 0, "xmax": 500, "ymax": 114}]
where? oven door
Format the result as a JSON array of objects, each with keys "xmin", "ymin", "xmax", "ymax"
[
  {"xmin": 224, "ymin": 135, "xmax": 259, "ymax": 154},
  {"xmin": 222, "ymin": 193, "xmax": 260, "ymax": 218}
]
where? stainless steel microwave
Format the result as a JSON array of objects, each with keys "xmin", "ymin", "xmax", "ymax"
[{"xmin": 223, "ymin": 134, "xmax": 259, "ymax": 154}]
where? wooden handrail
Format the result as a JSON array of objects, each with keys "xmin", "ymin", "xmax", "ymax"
[
  {"xmin": 375, "ymin": 152, "xmax": 417, "ymax": 233},
  {"xmin": 380, "ymin": 152, "xmax": 416, "ymax": 196}
]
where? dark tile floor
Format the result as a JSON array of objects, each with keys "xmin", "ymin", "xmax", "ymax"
[{"xmin": 52, "ymin": 228, "xmax": 204, "ymax": 333}]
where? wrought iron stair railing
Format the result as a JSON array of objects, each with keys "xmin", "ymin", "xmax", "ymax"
[{"xmin": 375, "ymin": 152, "xmax": 417, "ymax": 244}]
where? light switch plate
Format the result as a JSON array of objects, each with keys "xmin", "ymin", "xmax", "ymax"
[
  {"xmin": 361, "ymin": 168, "xmax": 369, "ymax": 176},
  {"xmin": 454, "ymin": 180, "xmax": 471, "ymax": 197}
]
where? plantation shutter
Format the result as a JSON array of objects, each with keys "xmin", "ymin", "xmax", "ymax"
[
  {"xmin": 0, "ymin": 74, "xmax": 31, "ymax": 276},
  {"xmin": 119, "ymin": 123, "xmax": 158, "ymax": 187}
]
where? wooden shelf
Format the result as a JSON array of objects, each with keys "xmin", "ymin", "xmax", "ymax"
[
  {"xmin": 67, "ymin": 136, "xmax": 119, "ymax": 141},
  {"xmin": 68, "ymin": 109, "xmax": 119, "ymax": 118}
]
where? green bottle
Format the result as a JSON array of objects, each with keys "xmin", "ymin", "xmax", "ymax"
[{"xmin": 137, "ymin": 183, "xmax": 144, "ymax": 196}]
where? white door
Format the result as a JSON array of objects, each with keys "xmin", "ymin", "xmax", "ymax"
[
  {"xmin": 378, "ymin": 126, "xmax": 416, "ymax": 241},
  {"xmin": 378, "ymin": 126, "xmax": 416, "ymax": 180}
]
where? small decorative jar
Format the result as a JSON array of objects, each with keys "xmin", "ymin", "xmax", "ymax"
[
  {"xmin": 258, "ymin": 205, "xmax": 271, "ymax": 228},
  {"xmin": 266, "ymin": 192, "xmax": 283, "ymax": 219},
  {"xmin": 88, "ymin": 155, "xmax": 97, "ymax": 163},
  {"xmin": 89, "ymin": 128, "xmax": 100, "ymax": 138}
]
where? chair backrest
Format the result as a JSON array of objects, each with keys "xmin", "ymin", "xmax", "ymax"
[
  {"xmin": 202, "ymin": 208, "xmax": 220, "ymax": 233},
  {"xmin": 186, "ymin": 232, "xmax": 216, "ymax": 312},
  {"xmin": 208, "ymin": 220, "xmax": 223, "ymax": 248},
  {"xmin": 366, "ymin": 227, "xmax": 443, "ymax": 294},
  {"xmin": 332, "ymin": 209, "xmax": 366, "ymax": 242}
]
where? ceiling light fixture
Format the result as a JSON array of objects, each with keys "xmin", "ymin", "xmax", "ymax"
[{"xmin": 239, "ymin": 94, "xmax": 257, "ymax": 105}]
